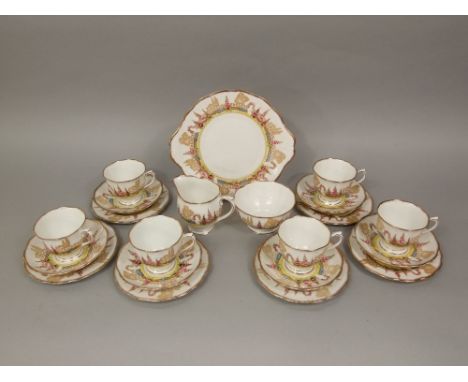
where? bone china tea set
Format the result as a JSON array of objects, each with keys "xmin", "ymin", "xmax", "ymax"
[{"xmin": 23, "ymin": 90, "xmax": 443, "ymax": 303}]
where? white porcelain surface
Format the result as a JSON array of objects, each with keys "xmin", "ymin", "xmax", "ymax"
[
  {"xmin": 116, "ymin": 239, "xmax": 201, "ymax": 289},
  {"xmin": 114, "ymin": 240, "xmax": 210, "ymax": 303},
  {"xmin": 356, "ymin": 214, "xmax": 439, "ymax": 269},
  {"xmin": 296, "ymin": 174, "xmax": 366, "ymax": 216},
  {"xmin": 349, "ymin": 230, "xmax": 442, "ymax": 283},
  {"xmin": 174, "ymin": 175, "xmax": 235, "ymax": 235},
  {"xmin": 312, "ymin": 158, "xmax": 366, "ymax": 198},
  {"xmin": 25, "ymin": 219, "xmax": 108, "ymax": 275},
  {"xmin": 254, "ymin": 251, "xmax": 349, "ymax": 304},
  {"xmin": 296, "ymin": 191, "xmax": 373, "ymax": 226},
  {"xmin": 234, "ymin": 181, "xmax": 295, "ymax": 234},
  {"xmin": 235, "ymin": 181, "xmax": 294, "ymax": 217},
  {"xmin": 170, "ymin": 90, "xmax": 295, "ymax": 195},
  {"xmin": 103, "ymin": 159, "xmax": 156, "ymax": 205},
  {"xmin": 25, "ymin": 223, "xmax": 118, "ymax": 285},
  {"xmin": 91, "ymin": 183, "xmax": 170, "ymax": 224},
  {"xmin": 129, "ymin": 215, "xmax": 196, "ymax": 280},
  {"xmin": 34, "ymin": 207, "xmax": 94, "ymax": 254},
  {"xmin": 94, "ymin": 178, "xmax": 162, "ymax": 215},
  {"xmin": 376, "ymin": 199, "xmax": 439, "ymax": 249},
  {"xmin": 258, "ymin": 234, "xmax": 343, "ymax": 290}
]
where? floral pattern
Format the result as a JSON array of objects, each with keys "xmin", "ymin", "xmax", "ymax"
[
  {"xmin": 24, "ymin": 220, "xmax": 107, "ymax": 275},
  {"xmin": 348, "ymin": 232, "xmax": 442, "ymax": 283},
  {"xmin": 94, "ymin": 180, "xmax": 162, "ymax": 215},
  {"xmin": 258, "ymin": 235, "xmax": 343, "ymax": 291},
  {"xmin": 116, "ymin": 241, "xmax": 201, "ymax": 289},
  {"xmin": 180, "ymin": 205, "xmax": 219, "ymax": 226},
  {"xmin": 296, "ymin": 192, "xmax": 373, "ymax": 226},
  {"xmin": 356, "ymin": 215, "xmax": 439, "ymax": 269},
  {"xmin": 171, "ymin": 91, "xmax": 295, "ymax": 195},
  {"xmin": 254, "ymin": 251, "xmax": 349, "ymax": 304},
  {"xmin": 24, "ymin": 223, "xmax": 118, "ymax": 285},
  {"xmin": 91, "ymin": 184, "xmax": 170, "ymax": 224},
  {"xmin": 114, "ymin": 240, "xmax": 210, "ymax": 302},
  {"xmin": 297, "ymin": 174, "xmax": 365, "ymax": 216}
]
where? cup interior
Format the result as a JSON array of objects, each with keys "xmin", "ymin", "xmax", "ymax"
[
  {"xmin": 279, "ymin": 216, "xmax": 330, "ymax": 251},
  {"xmin": 104, "ymin": 159, "xmax": 145, "ymax": 182},
  {"xmin": 175, "ymin": 176, "xmax": 219, "ymax": 203},
  {"xmin": 34, "ymin": 207, "xmax": 85, "ymax": 240},
  {"xmin": 130, "ymin": 216, "xmax": 182, "ymax": 252},
  {"xmin": 314, "ymin": 158, "xmax": 357, "ymax": 182},
  {"xmin": 378, "ymin": 200, "xmax": 428, "ymax": 230},
  {"xmin": 234, "ymin": 181, "xmax": 294, "ymax": 217}
]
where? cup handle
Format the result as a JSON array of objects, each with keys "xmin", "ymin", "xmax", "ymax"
[
  {"xmin": 79, "ymin": 228, "xmax": 95, "ymax": 247},
  {"xmin": 328, "ymin": 231, "xmax": 344, "ymax": 250},
  {"xmin": 355, "ymin": 168, "xmax": 366, "ymax": 184},
  {"xmin": 143, "ymin": 170, "xmax": 156, "ymax": 189},
  {"xmin": 177, "ymin": 233, "xmax": 196, "ymax": 256},
  {"xmin": 425, "ymin": 216, "xmax": 439, "ymax": 233},
  {"xmin": 217, "ymin": 195, "xmax": 236, "ymax": 223}
]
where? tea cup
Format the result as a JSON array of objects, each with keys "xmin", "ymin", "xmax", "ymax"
[
  {"xmin": 103, "ymin": 159, "xmax": 156, "ymax": 206},
  {"xmin": 129, "ymin": 215, "xmax": 196, "ymax": 280},
  {"xmin": 33, "ymin": 207, "xmax": 95, "ymax": 254},
  {"xmin": 375, "ymin": 199, "xmax": 439, "ymax": 255},
  {"xmin": 277, "ymin": 216, "xmax": 343, "ymax": 277},
  {"xmin": 312, "ymin": 158, "xmax": 366, "ymax": 207},
  {"xmin": 234, "ymin": 181, "xmax": 295, "ymax": 234},
  {"xmin": 174, "ymin": 175, "xmax": 235, "ymax": 235}
]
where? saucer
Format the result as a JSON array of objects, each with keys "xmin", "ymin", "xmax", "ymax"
[
  {"xmin": 24, "ymin": 219, "xmax": 108, "ymax": 275},
  {"xmin": 24, "ymin": 223, "xmax": 118, "ymax": 284},
  {"xmin": 296, "ymin": 174, "xmax": 366, "ymax": 216},
  {"xmin": 254, "ymin": 251, "xmax": 349, "ymax": 304},
  {"xmin": 91, "ymin": 184, "xmax": 170, "ymax": 224},
  {"xmin": 356, "ymin": 214, "xmax": 439, "ymax": 269},
  {"xmin": 348, "ymin": 230, "xmax": 442, "ymax": 283},
  {"xmin": 258, "ymin": 235, "xmax": 343, "ymax": 290},
  {"xmin": 114, "ymin": 240, "xmax": 209, "ymax": 302},
  {"xmin": 94, "ymin": 179, "xmax": 162, "ymax": 215},
  {"xmin": 116, "ymin": 240, "xmax": 201, "ymax": 290},
  {"xmin": 296, "ymin": 192, "xmax": 373, "ymax": 226}
]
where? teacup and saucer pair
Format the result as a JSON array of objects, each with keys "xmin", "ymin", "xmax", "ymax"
[
  {"xmin": 296, "ymin": 158, "xmax": 373, "ymax": 225},
  {"xmin": 254, "ymin": 216, "xmax": 349, "ymax": 304},
  {"xmin": 349, "ymin": 199, "xmax": 442, "ymax": 282},
  {"xmin": 91, "ymin": 159, "xmax": 170, "ymax": 224},
  {"xmin": 24, "ymin": 207, "xmax": 118, "ymax": 284},
  {"xmin": 114, "ymin": 215, "xmax": 209, "ymax": 302}
]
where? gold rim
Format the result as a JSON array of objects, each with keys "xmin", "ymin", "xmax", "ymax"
[
  {"xmin": 295, "ymin": 192, "xmax": 373, "ymax": 226},
  {"xmin": 376, "ymin": 198, "xmax": 433, "ymax": 232},
  {"xmin": 356, "ymin": 214, "xmax": 440, "ymax": 270},
  {"xmin": 25, "ymin": 220, "xmax": 108, "ymax": 275},
  {"xmin": 128, "ymin": 215, "xmax": 186, "ymax": 253},
  {"xmin": 169, "ymin": 89, "xmax": 296, "ymax": 189},
  {"xmin": 312, "ymin": 157, "xmax": 358, "ymax": 183},
  {"xmin": 115, "ymin": 240, "xmax": 201, "ymax": 290},
  {"xmin": 91, "ymin": 184, "xmax": 171, "ymax": 225},
  {"xmin": 103, "ymin": 158, "xmax": 147, "ymax": 183},
  {"xmin": 277, "ymin": 216, "xmax": 332, "ymax": 252},
  {"xmin": 234, "ymin": 182, "xmax": 295, "ymax": 219},
  {"xmin": 295, "ymin": 174, "xmax": 365, "ymax": 216},
  {"xmin": 253, "ymin": 248, "xmax": 349, "ymax": 304},
  {"xmin": 173, "ymin": 174, "xmax": 220, "ymax": 204},
  {"xmin": 24, "ymin": 224, "xmax": 118, "ymax": 285},
  {"xmin": 113, "ymin": 240, "xmax": 210, "ymax": 303},
  {"xmin": 33, "ymin": 206, "xmax": 87, "ymax": 241},
  {"xmin": 93, "ymin": 179, "xmax": 162, "ymax": 214},
  {"xmin": 257, "ymin": 235, "xmax": 345, "ymax": 291},
  {"xmin": 347, "ymin": 228, "xmax": 443, "ymax": 283}
]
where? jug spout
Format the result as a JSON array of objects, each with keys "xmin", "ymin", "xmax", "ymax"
[{"xmin": 173, "ymin": 175, "xmax": 220, "ymax": 203}]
